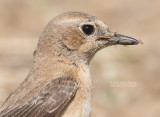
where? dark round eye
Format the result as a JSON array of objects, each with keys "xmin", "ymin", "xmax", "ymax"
[{"xmin": 82, "ymin": 25, "xmax": 94, "ymax": 35}]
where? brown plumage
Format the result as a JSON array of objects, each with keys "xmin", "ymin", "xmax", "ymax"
[{"xmin": 0, "ymin": 11, "xmax": 139, "ymax": 117}]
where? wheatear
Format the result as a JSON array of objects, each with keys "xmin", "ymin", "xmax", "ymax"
[{"xmin": 0, "ymin": 12, "xmax": 139, "ymax": 117}]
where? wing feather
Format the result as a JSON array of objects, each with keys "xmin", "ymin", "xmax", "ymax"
[{"xmin": 0, "ymin": 77, "xmax": 78, "ymax": 117}]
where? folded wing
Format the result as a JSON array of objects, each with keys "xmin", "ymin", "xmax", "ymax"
[{"xmin": 0, "ymin": 77, "xmax": 78, "ymax": 117}]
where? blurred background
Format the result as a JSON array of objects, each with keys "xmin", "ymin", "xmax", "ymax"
[{"xmin": 0, "ymin": 0, "xmax": 160, "ymax": 117}]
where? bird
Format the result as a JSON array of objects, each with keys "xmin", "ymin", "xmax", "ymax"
[{"xmin": 0, "ymin": 11, "xmax": 139, "ymax": 117}]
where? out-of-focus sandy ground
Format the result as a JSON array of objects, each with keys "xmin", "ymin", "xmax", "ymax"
[{"xmin": 0, "ymin": 0, "xmax": 160, "ymax": 117}]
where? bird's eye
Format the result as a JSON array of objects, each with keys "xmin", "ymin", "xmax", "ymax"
[{"xmin": 81, "ymin": 25, "xmax": 94, "ymax": 35}]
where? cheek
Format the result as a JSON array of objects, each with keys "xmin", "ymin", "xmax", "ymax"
[
  {"xmin": 84, "ymin": 41, "xmax": 107, "ymax": 55},
  {"xmin": 62, "ymin": 28, "xmax": 86, "ymax": 50},
  {"xmin": 78, "ymin": 41, "xmax": 97, "ymax": 54}
]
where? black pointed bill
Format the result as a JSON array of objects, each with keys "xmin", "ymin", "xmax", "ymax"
[
  {"xmin": 112, "ymin": 33, "xmax": 139, "ymax": 45},
  {"xmin": 98, "ymin": 33, "xmax": 139, "ymax": 45}
]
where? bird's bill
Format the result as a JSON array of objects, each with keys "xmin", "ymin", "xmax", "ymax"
[
  {"xmin": 110, "ymin": 33, "xmax": 139, "ymax": 45},
  {"xmin": 98, "ymin": 33, "xmax": 139, "ymax": 45}
]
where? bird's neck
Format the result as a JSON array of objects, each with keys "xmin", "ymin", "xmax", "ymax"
[
  {"xmin": 30, "ymin": 52, "xmax": 90, "ymax": 81},
  {"xmin": 29, "ymin": 50, "xmax": 92, "ymax": 117}
]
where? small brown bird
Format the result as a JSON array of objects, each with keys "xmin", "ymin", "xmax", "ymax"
[{"xmin": 0, "ymin": 11, "xmax": 139, "ymax": 117}]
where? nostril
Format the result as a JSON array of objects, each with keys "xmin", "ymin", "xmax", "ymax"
[{"xmin": 113, "ymin": 33, "xmax": 120, "ymax": 38}]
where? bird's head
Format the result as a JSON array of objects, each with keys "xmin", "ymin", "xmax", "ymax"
[{"xmin": 37, "ymin": 12, "xmax": 139, "ymax": 64}]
